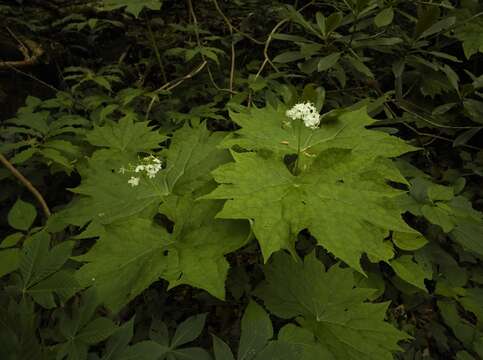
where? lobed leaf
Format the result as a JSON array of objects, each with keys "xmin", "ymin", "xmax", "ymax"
[{"xmin": 255, "ymin": 252, "xmax": 411, "ymax": 360}]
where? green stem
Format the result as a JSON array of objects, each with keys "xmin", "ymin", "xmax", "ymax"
[
  {"xmin": 149, "ymin": 176, "xmax": 170, "ymax": 197},
  {"xmin": 294, "ymin": 120, "xmax": 303, "ymax": 175}
]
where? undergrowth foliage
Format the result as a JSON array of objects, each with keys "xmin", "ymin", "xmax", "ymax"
[{"xmin": 0, "ymin": 0, "xmax": 482, "ymax": 359}]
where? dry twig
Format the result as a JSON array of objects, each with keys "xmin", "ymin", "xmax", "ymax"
[
  {"xmin": 0, "ymin": 153, "xmax": 51, "ymax": 219},
  {"xmin": 0, "ymin": 28, "xmax": 44, "ymax": 70}
]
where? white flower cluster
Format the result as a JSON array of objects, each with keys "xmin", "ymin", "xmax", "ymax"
[
  {"xmin": 285, "ymin": 102, "xmax": 321, "ymax": 129},
  {"xmin": 119, "ymin": 155, "xmax": 162, "ymax": 187},
  {"xmin": 127, "ymin": 176, "xmax": 140, "ymax": 187}
]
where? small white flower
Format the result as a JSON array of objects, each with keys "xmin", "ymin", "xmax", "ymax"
[
  {"xmin": 120, "ymin": 156, "xmax": 163, "ymax": 183},
  {"xmin": 135, "ymin": 165, "xmax": 145, "ymax": 172},
  {"xmin": 143, "ymin": 155, "xmax": 162, "ymax": 164},
  {"xmin": 145, "ymin": 164, "xmax": 160, "ymax": 178},
  {"xmin": 128, "ymin": 176, "xmax": 140, "ymax": 187},
  {"xmin": 286, "ymin": 102, "xmax": 321, "ymax": 129}
]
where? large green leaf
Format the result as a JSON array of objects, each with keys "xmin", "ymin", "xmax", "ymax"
[
  {"xmin": 255, "ymin": 252, "xmax": 410, "ymax": 360},
  {"xmin": 222, "ymin": 106, "xmax": 416, "ymax": 167},
  {"xmin": 205, "ymin": 149, "xmax": 416, "ymax": 271},
  {"xmin": 55, "ymin": 123, "xmax": 237, "ymax": 309},
  {"xmin": 74, "ymin": 218, "xmax": 175, "ymax": 312},
  {"xmin": 52, "ymin": 124, "xmax": 229, "ymax": 229},
  {"xmin": 160, "ymin": 194, "xmax": 249, "ymax": 299},
  {"xmin": 51, "ymin": 116, "xmax": 167, "ymax": 228},
  {"xmin": 86, "ymin": 114, "xmax": 167, "ymax": 154},
  {"xmin": 52, "ymin": 155, "xmax": 164, "ymax": 227},
  {"xmin": 164, "ymin": 124, "xmax": 232, "ymax": 194}
]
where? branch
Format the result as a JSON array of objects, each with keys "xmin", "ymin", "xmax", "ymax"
[
  {"xmin": 161, "ymin": 60, "xmax": 208, "ymax": 92},
  {"xmin": 212, "ymin": 0, "xmax": 236, "ymax": 96},
  {"xmin": 145, "ymin": 61, "xmax": 208, "ymax": 119},
  {"xmin": 0, "ymin": 153, "xmax": 51, "ymax": 219},
  {"xmin": 0, "ymin": 32, "xmax": 44, "ymax": 70},
  {"xmin": 212, "ymin": 0, "xmax": 264, "ymax": 45}
]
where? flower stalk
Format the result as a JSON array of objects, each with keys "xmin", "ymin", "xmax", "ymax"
[{"xmin": 285, "ymin": 102, "xmax": 321, "ymax": 175}]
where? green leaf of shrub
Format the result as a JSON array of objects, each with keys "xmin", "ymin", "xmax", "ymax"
[
  {"xmin": 117, "ymin": 341, "xmax": 167, "ymax": 359},
  {"xmin": 238, "ymin": 302, "xmax": 273, "ymax": 360},
  {"xmin": 317, "ymin": 52, "xmax": 341, "ymax": 72},
  {"xmin": 326, "ymin": 12, "xmax": 343, "ymax": 34},
  {"xmin": 8, "ymin": 198, "xmax": 37, "ymax": 231},
  {"xmin": 100, "ymin": 0, "xmax": 162, "ymax": 18},
  {"xmin": 0, "ymin": 248, "xmax": 20, "ymax": 278},
  {"xmin": 171, "ymin": 313, "xmax": 207, "ymax": 348},
  {"xmin": 427, "ymin": 183, "xmax": 454, "ymax": 202},
  {"xmin": 374, "ymin": 7, "xmax": 394, "ymax": 27},
  {"xmin": 454, "ymin": 20, "xmax": 483, "ymax": 59},
  {"xmin": 213, "ymin": 335, "xmax": 235, "ymax": 360},
  {"xmin": 346, "ymin": 55, "xmax": 375, "ymax": 78},
  {"xmin": 28, "ymin": 270, "xmax": 81, "ymax": 309},
  {"xmin": 57, "ymin": 288, "xmax": 119, "ymax": 359},
  {"xmin": 212, "ymin": 302, "xmax": 300, "ymax": 360},
  {"xmin": 418, "ymin": 17, "xmax": 455, "ymax": 39},
  {"xmin": 392, "ymin": 232, "xmax": 428, "ymax": 251},
  {"xmin": 408, "ymin": 182, "xmax": 483, "ymax": 258},
  {"xmin": 390, "ymin": 255, "xmax": 432, "ymax": 291},
  {"xmin": 101, "ymin": 317, "xmax": 135, "ymax": 359},
  {"xmin": 0, "ymin": 232, "xmax": 23, "ymax": 248},
  {"xmin": 76, "ymin": 317, "xmax": 118, "ymax": 344},
  {"xmin": 273, "ymin": 51, "xmax": 306, "ymax": 64}
]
